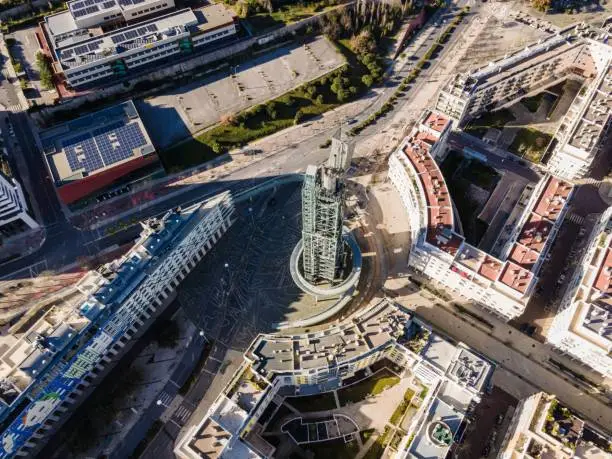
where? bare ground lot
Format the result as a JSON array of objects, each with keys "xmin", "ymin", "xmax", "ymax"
[{"xmin": 137, "ymin": 36, "xmax": 344, "ymax": 149}]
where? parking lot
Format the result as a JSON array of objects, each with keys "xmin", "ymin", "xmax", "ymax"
[
  {"xmin": 6, "ymin": 26, "xmax": 56, "ymax": 104},
  {"xmin": 137, "ymin": 36, "xmax": 344, "ymax": 149}
]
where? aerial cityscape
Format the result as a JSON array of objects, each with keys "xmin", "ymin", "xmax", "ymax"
[{"xmin": 0, "ymin": 0, "xmax": 609, "ymax": 457}]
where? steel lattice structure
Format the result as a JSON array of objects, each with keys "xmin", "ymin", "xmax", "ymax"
[{"xmin": 301, "ymin": 130, "xmax": 353, "ymax": 283}]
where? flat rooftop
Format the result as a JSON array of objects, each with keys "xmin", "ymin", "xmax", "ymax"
[
  {"xmin": 247, "ymin": 301, "xmax": 413, "ymax": 377},
  {"xmin": 40, "ymin": 100, "xmax": 155, "ymax": 185},
  {"xmin": 47, "ymin": 5, "xmax": 236, "ymax": 70},
  {"xmin": 409, "ymin": 397, "xmax": 463, "ymax": 459}
]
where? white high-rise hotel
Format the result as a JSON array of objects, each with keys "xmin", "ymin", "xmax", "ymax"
[
  {"xmin": 435, "ymin": 22, "xmax": 611, "ymax": 181},
  {"xmin": 0, "ymin": 172, "xmax": 38, "ymax": 238},
  {"xmin": 388, "ymin": 110, "xmax": 573, "ymax": 321}
]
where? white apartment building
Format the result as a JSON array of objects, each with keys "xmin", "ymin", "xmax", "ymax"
[
  {"xmin": 0, "ymin": 172, "xmax": 38, "ymax": 238},
  {"xmin": 388, "ymin": 110, "xmax": 573, "ymax": 321},
  {"xmin": 497, "ymin": 391, "xmax": 610, "ymax": 459},
  {"xmin": 547, "ymin": 207, "xmax": 612, "ymax": 379},
  {"xmin": 175, "ymin": 299, "xmax": 494, "ymax": 459},
  {"xmin": 44, "ymin": 3, "xmax": 237, "ymax": 88},
  {"xmin": 0, "ymin": 191, "xmax": 235, "ymax": 458},
  {"xmin": 435, "ymin": 23, "xmax": 611, "ymax": 180}
]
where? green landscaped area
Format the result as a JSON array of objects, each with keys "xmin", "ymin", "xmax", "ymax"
[
  {"xmin": 389, "ymin": 388, "xmax": 416, "ymax": 425},
  {"xmin": 304, "ymin": 437, "xmax": 360, "ymax": 459},
  {"xmin": 363, "ymin": 426, "xmax": 392, "ymax": 459},
  {"xmin": 508, "ymin": 127, "xmax": 552, "ymax": 163},
  {"xmin": 464, "ymin": 109, "xmax": 516, "ymax": 138},
  {"xmin": 338, "ymin": 369, "xmax": 400, "ymax": 405},
  {"xmin": 520, "ymin": 92, "xmax": 547, "ymax": 113},
  {"xmin": 285, "ymin": 392, "xmax": 338, "ymax": 412}
]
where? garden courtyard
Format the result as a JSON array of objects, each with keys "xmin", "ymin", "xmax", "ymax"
[
  {"xmin": 257, "ymin": 362, "xmax": 429, "ymax": 459},
  {"xmin": 464, "ymin": 79, "xmax": 583, "ymax": 164}
]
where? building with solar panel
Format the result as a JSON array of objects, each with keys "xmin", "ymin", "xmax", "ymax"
[
  {"xmin": 40, "ymin": 100, "xmax": 157, "ymax": 205},
  {"xmin": 42, "ymin": 2, "xmax": 238, "ymax": 88}
]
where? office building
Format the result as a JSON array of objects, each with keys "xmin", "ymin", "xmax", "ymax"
[
  {"xmin": 435, "ymin": 23, "xmax": 611, "ymax": 180},
  {"xmin": 0, "ymin": 172, "xmax": 38, "ymax": 238},
  {"xmin": 175, "ymin": 299, "xmax": 494, "ymax": 458},
  {"xmin": 388, "ymin": 110, "xmax": 573, "ymax": 321},
  {"xmin": 547, "ymin": 207, "xmax": 612, "ymax": 379},
  {"xmin": 0, "ymin": 191, "xmax": 235, "ymax": 457},
  {"xmin": 43, "ymin": 3, "xmax": 238, "ymax": 88},
  {"xmin": 40, "ymin": 100, "xmax": 156, "ymax": 204}
]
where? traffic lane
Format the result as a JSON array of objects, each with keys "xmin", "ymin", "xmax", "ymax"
[
  {"xmin": 10, "ymin": 113, "xmax": 64, "ymax": 225},
  {"xmin": 140, "ymin": 426, "xmax": 175, "ymax": 459},
  {"xmin": 408, "ymin": 300, "xmax": 612, "ymax": 431}
]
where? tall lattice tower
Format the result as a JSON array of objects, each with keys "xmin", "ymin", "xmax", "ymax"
[{"xmin": 301, "ymin": 129, "xmax": 353, "ymax": 283}]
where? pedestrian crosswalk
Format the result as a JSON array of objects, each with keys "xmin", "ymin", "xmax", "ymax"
[
  {"xmin": 157, "ymin": 390, "xmax": 173, "ymax": 406},
  {"xmin": 172, "ymin": 404, "xmax": 193, "ymax": 424},
  {"xmin": 565, "ymin": 213, "xmax": 585, "ymax": 225}
]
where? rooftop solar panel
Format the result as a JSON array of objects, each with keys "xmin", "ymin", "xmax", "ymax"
[
  {"xmin": 85, "ymin": 5, "xmax": 99, "ymax": 14},
  {"xmin": 84, "ymin": 0, "xmax": 95, "ymax": 6},
  {"xmin": 73, "ymin": 9, "xmax": 88, "ymax": 17},
  {"xmin": 124, "ymin": 30, "xmax": 138, "ymax": 40},
  {"xmin": 88, "ymin": 40, "xmax": 102, "ymax": 51},
  {"xmin": 102, "ymin": 1, "xmax": 116, "ymax": 8},
  {"xmin": 111, "ymin": 34, "xmax": 124, "ymax": 44},
  {"xmin": 72, "ymin": 1, "xmax": 84, "ymax": 9}
]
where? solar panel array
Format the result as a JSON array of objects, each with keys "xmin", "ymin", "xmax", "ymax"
[
  {"xmin": 119, "ymin": 0, "xmax": 146, "ymax": 6},
  {"xmin": 62, "ymin": 122, "xmax": 148, "ymax": 174},
  {"xmin": 71, "ymin": 0, "xmax": 118, "ymax": 16},
  {"xmin": 110, "ymin": 24, "xmax": 158, "ymax": 44}
]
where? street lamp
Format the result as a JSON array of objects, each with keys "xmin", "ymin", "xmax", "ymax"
[{"xmin": 157, "ymin": 399, "xmax": 170, "ymax": 408}]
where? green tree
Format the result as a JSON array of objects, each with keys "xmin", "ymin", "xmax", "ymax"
[
  {"xmin": 35, "ymin": 52, "xmax": 54, "ymax": 90},
  {"xmin": 531, "ymin": 0, "xmax": 551, "ymax": 11},
  {"xmin": 362, "ymin": 74, "xmax": 374, "ymax": 87}
]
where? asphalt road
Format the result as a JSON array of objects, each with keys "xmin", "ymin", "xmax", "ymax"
[{"xmin": 0, "ymin": 2, "xmax": 480, "ymax": 280}]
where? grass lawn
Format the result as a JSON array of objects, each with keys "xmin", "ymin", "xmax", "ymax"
[
  {"xmin": 520, "ymin": 92, "xmax": 546, "ymax": 113},
  {"xmin": 361, "ymin": 428, "xmax": 376, "ymax": 444},
  {"xmin": 241, "ymin": 0, "xmax": 341, "ymax": 33},
  {"xmin": 508, "ymin": 127, "xmax": 552, "ymax": 163},
  {"xmin": 285, "ymin": 392, "xmax": 338, "ymax": 412},
  {"xmin": 363, "ymin": 426, "xmax": 392, "ymax": 459},
  {"xmin": 464, "ymin": 109, "xmax": 516, "ymax": 138},
  {"xmin": 304, "ymin": 437, "xmax": 360, "ymax": 459},
  {"xmin": 389, "ymin": 388, "xmax": 415, "ymax": 425},
  {"xmin": 338, "ymin": 369, "xmax": 400, "ymax": 405}
]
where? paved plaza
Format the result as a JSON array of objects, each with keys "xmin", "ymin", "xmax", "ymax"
[{"xmin": 178, "ymin": 182, "xmax": 340, "ymax": 350}]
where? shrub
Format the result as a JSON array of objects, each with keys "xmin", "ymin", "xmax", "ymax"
[{"xmin": 362, "ymin": 74, "xmax": 374, "ymax": 87}]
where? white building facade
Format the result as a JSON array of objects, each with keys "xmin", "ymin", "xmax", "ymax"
[
  {"xmin": 435, "ymin": 24, "xmax": 611, "ymax": 180},
  {"xmin": 0, "ymin": 172, "xmax": 38, "ymax": 238},
  {"xmin": 388, "ymin": 110, "xmax": 573, "ymax": 321},
  {"xmin": 547, "ymin": 207, "xmax": 612, "ymax": 379},
  {"xmin": 0, "ymin": 192, "xmax": 235, "ymax": 458}
]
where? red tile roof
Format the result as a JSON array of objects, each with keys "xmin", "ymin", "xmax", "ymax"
[
  {"xmin": 508, "ymin": 244, "xmax": 540, "ymax": 270},
  {"xmin": 533, "ymin": 176, "xmax": 573, "ymax": 221},
  {"xmin": 478, "ymin": 255, "xmax": 503, "ymax": 282},
  {"xmin": 517, "ymin": 214, "xmax": 553, "ymax": 253},
  {"xmin": 594, "ymin": 246, "xmax": 612, "ymax": 295},
  {"xmin": 499, "ymin": 262, "xmax": 535, "ymax": 295},
  {"xmin": 423, "ymin": 111, "xmax": 451, "ymax": 133},
  {"xmin": 401, "ymin": 127, "xmax": 461, "ymax": 257}
]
